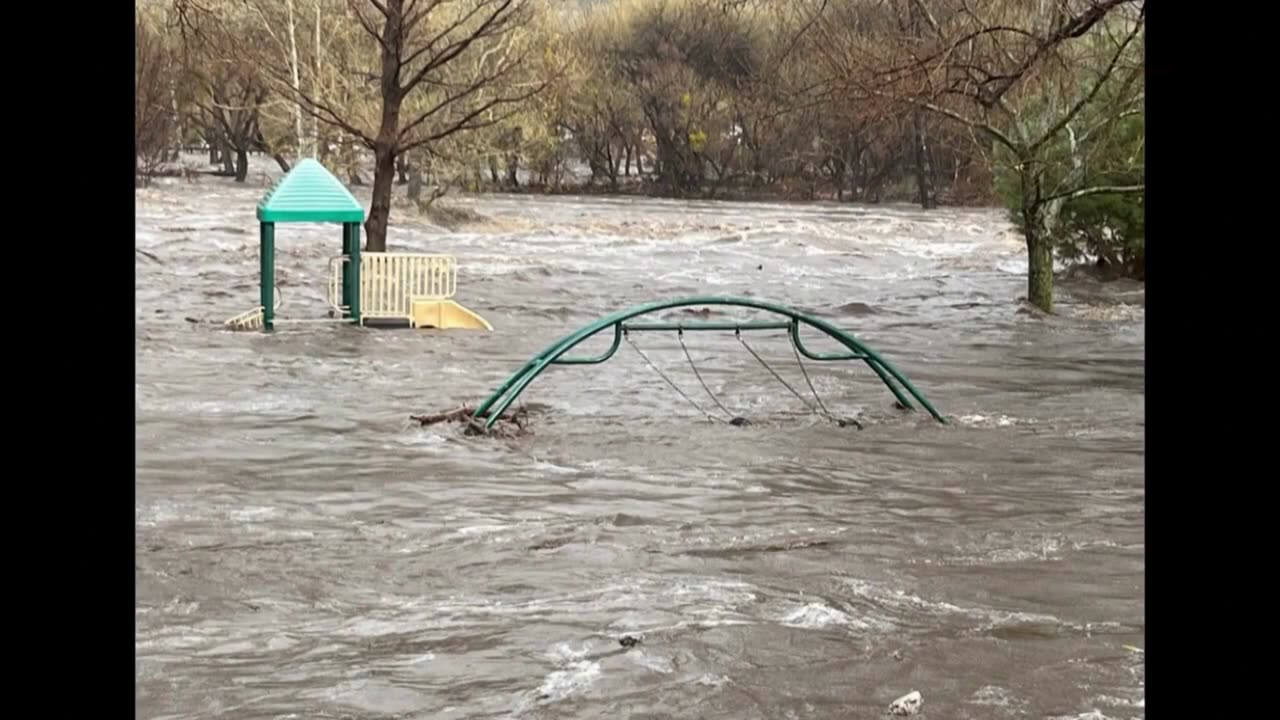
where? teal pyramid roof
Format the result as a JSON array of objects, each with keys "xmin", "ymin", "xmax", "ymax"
[{"xmin": 256, "ymin": 158, "xmax": 366, "ymax": 223}]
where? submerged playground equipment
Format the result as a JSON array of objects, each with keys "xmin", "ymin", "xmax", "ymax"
[
  {"xmin": 224, "ymin": 158, "xmax": 492, "ymax": 332},
  {"xmin": 468, "ymin": 296, "xmax": 945, "ymax": 431}
]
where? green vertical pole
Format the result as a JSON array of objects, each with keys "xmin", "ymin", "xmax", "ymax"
[
  {"xmin": 349, "ymin": 222, "xmax": 362, "ymax": 324},
  {"xmin": 341, "ymin": 224, "xmax": 354, "ymax": 317},
  {"xmin": 260, "ymin": 222, "xmax": 275, "ymax": 331}
]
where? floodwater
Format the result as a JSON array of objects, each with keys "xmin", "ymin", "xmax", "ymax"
[{"xmin": 136, "ymin": 166, "xmax": 1144, "ymax": 719}]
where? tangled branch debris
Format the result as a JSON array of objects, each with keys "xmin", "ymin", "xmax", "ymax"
[{"xmin": 410, "ymin": 404, "xmax": 533, "ymax": 438}]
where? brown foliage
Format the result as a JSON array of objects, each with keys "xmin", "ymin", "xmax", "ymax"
[{"xmin": 136, "ymin": 11, "xmax": 177, "ymax": 184}]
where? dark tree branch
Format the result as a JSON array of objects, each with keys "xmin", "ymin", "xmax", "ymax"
[
  {"xmin": 400, "ymin": 0, "xmax": 520, "ymax": 95},
  {"xmin": 1028, "ymin": 7, "xmax": 1144, "ymax": 153},
  {"xmin": 349, "ymin": 2, "xmax": 394, "ymax": 56},
  {"xmin": 402, "ymin": 0, "xmax": 445, "ymax": 36},
  {"xmin": 398, "ymin": 79, "xmax": 550, "ymax": 155},
  {"xmin": 979, "ymin": 0, "xmax": 1136, "ymax": 107},
  {"xmin": 257, "ymin": 60, "xmax": 378, "ymax": 147}
]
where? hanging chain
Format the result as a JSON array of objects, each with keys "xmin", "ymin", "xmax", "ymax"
[
  {"xmin": 624, "ymin": 329, "xmax": 721, "ymax": 423},
  {"xmin": 737, "ymin": 330, "xmax": 861, "ymax": 428},
  {"xmin": 790, "ymin": 336, "xmax": 831, "ymax": 417},
  {"xmin": 624, "ymin": 327, "xmax": 858, "ymax": 429},
  {"xmin": 678, "ymin": 329, "xmax": 738, "ymax": 420}
]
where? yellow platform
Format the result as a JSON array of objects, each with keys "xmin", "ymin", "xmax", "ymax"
[{"xmin": 409, "ymin": 298, "xmax": 494, "ymax": 330}]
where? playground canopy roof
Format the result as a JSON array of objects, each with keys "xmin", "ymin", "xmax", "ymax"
[{"xmin": 256, "ymin": 158, "xmax": 366, "ymax": 224}]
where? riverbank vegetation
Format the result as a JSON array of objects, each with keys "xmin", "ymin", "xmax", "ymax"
[{"xmin": 136, "ymin": 0, "xmax": 1144, "ymax": 309}]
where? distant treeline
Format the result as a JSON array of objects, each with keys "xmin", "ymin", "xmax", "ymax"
[{"xmin": 136, "ymin": 0, "xmax": 1144, "ymax": 308}]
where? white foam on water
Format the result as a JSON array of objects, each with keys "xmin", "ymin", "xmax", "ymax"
[
  {"xmin": 534, "ymin": 642, "xmax": 602, "ymax": 703},
  {"xmin": 401, "ymin": 431, "xmax": 450, "ymax": 447},
  {"xmin": 391, "ymin": 652, "xmax": 435, "ymax": 666},
  {"xmin": 1089, "ymin": 694, "xmax": 1144, "ymax": 709},
  {"xmin": 969, "ymin": 685, "xmax": 1023, "ymax": 707},
  {"xmin": 196, "ymin": 639, "xmax": 257, "ymax": 656},
  {"xmin": 454, "ymin": 523, "xmax": 511, "ymax": 537},
  {"xmin": 779, "ymin": 602, "xmax": 859, "ymax": 629},
  {"xmin": 265, "ymin": 635, "xmax": 298, "ymax": 651},
  {"xmin": 628, "ymin": 650, "xmax": 675, "ymax": 674},
  {"xmin": 332, "ymin": 617, "xmax": 415, "ymax": 638},
  {"xmin": 310, "ymin": 679, "xmax": 427, "ymax": 715},
  {"xmin": 531, "ymin": 459, "xmax": 579, "ymax": 475},
  {"xmin": 695, "ymin": 673, "xmax": 730, "ymax": 688},
  {"xmin": 956, "ymin": 413, "xmax": 1027, "ymax": 427},
  {"xmin": 228, "ymin": 505, "xmax": 279, "ymax": 522}
]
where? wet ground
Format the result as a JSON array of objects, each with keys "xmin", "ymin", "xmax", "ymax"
[{"xmin": 136, "ymin": 168, "xmax": 1144, "ymax": 719}]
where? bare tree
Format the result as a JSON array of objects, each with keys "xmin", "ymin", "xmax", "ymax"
[
  {"xmin": 814, "ymin": 0, "xmax": 1144, "ymax": 311},
  {"xmin": 265, "ymin": 0, "xmax": 548, "ymax": 252},
  {"xmin": 136, "ymin": 9, "xmax": 178, "ymax": 185}
]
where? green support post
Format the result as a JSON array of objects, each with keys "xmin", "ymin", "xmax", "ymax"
[
  {"xmin": 348, "ymin": 223, "xmax": 361, "ymax": 325},
  {"xmin": 341, "ymin": 224, "xmax": 354, "ymax": 316},
  {"xmin": 260, "ymin": 222, "xmax": 275, "ymax": 331}
]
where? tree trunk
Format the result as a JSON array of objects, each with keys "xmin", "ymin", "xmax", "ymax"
[
  {"xmin": 911, "ymin": 110, "xmax": 936, "ymax": 209},
  {"xmin": 906, "ymin": 1, "xmax": 936, "ymax": 209},
  {"xmin": 505, "ymin": 154, "xmax": 519, "ymax": 187},
  {"xmin": 624, "ymin": 144, "xmax": 632, "ymax": 177},
  {"xmin": 366, "ymin": 145, "xmax": 396, "ymax": 252},
  {"xmin": 222, "ymin": 141, "xmax": 236, "ymax": 175},
  {"xmin": 312, "ymin": 2, "xmax": 322, "ymax": 157},
  {"xmin": 235, "ymin": 147, "xmax": 249, "ymax": 182},
  {"xmin": 1024, "ymin": 208, "xmax": 1054, "ymax": 312},
  {"xmin": 273, "ymin": 153, "xmax": 292, "ymax": 173},
  {"xmin": 407, "ymin": 163, "xmax": 423, "ymax": 203},
  {"xmin": 286, "ymin": 0, "xmax": 305, "ymax": 156},
  {"xmin": 607, "ymin": 145, "xmax": 620, "ymax": 189},
  {"xmin": 488, "ymin": 154, "xmax": 500, "ymax": 184},
  {"xmin": 364, "ymin": 2, "xmax": 405, "ymax": 252}
]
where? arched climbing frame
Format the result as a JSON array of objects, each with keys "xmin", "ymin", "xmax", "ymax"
[{"xmin": 471, "ymin": 296, "xmax": 945, "ymax": 430}]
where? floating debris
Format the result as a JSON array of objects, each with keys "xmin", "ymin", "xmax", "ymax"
[
  {"xmin": 888, "ymin": 690, "xmax": 922, "ymax": 716},
  {"xmin": 410, "ymin": 404, "xmax": 533, "ymax": 438},
  {"xmin": 618, "ymin": 635, "xmax": 642, "ymax": 649}
]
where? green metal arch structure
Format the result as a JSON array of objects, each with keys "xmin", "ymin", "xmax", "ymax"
[{"xmin": 472, "ymin": 296, "xmax": 945, "ymax": 430}]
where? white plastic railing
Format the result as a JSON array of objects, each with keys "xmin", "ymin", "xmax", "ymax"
[
  {"xmin": 328, "ymin": 255, "xmax": 350, "ymax": 314},
  {"xmin": 224, "ymin": 306, "xmax": 264, "ymax": 330},
  {"xmin": 326, "ymin": 253, "xmax": 459, "ymax": 321},
  {"xmin": 359, "ymin": 253, "xmax": 458, "ymax": 320}
]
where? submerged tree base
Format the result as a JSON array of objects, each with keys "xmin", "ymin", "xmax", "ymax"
[{"xmin": 1026, "ymin": 238, "xmax": 1055, "ymax": 313}]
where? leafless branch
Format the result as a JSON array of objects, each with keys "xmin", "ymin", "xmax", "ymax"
[
  {"xmin": 347, "ymin": 1, "xmax": 394, "ymax": 56},
  {"xmin": 1044, "ymin": 183, "xmax": 1143, "ymax": 203},
  {"xmin": 399, "ymin": 78, "xmax": 550, "ymax": 155},
  {"xmin": 396, "ymin": 46, "xmax": 535, "ymax": 145},
  {"xmin": 400, "ymin": 0, "xmax": 520, "ymax": 94},
  {"xmin": 1028, "ymin": 7, "xmax": 1144, "ymax": 152}
]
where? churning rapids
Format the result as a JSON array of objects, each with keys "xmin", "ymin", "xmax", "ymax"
[{"xmin": 136, "ymin": 166, "xmax": 1144, "ymax": 719}]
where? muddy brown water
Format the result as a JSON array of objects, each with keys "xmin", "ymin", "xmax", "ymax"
[{"xmin": 136, "ymin": 172, "xmax": 1143, "ymax": 719}]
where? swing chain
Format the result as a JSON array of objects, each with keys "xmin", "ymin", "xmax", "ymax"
[
  {"xmin": 624, "ymin": 325, "xmax": 858, "ymax": 429},
  {"xmin": 624, "ymin": 327, "xmax": 721, "ymax": 424},
  {"xmin": 736, "ymin": 328, "xmax": 861, "ymax": 429},
  {"xmin": 679, "ymin": 329, "xmax": 740, "ymax": 421}
]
